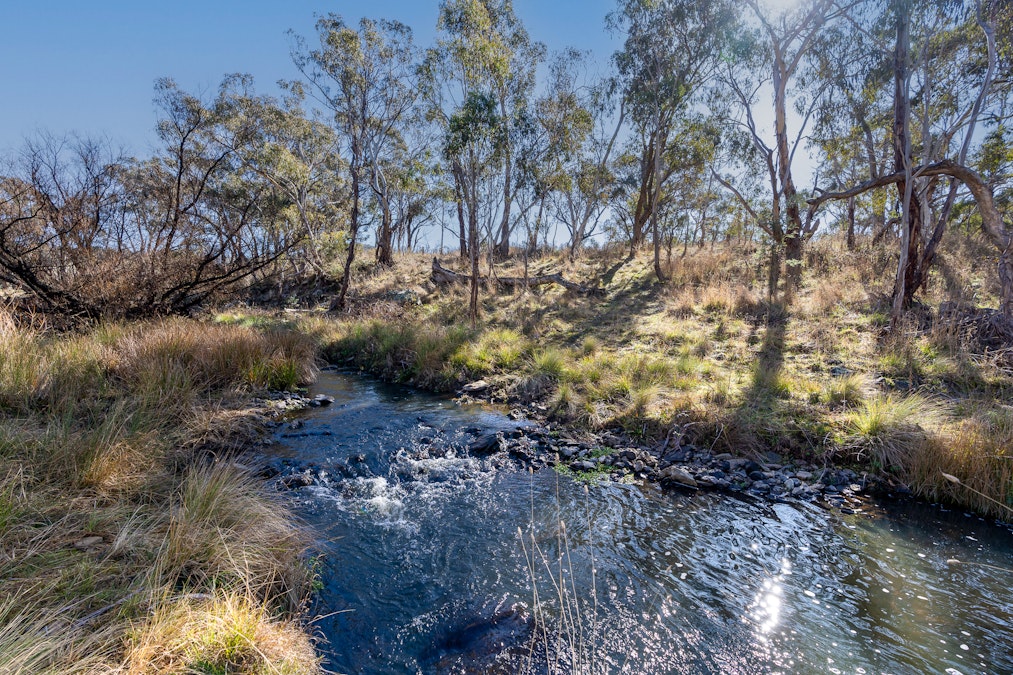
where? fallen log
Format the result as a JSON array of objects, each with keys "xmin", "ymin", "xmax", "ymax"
[{"xmin": 431, "ymin": 258, "xmax": 603, "ymax": 296}]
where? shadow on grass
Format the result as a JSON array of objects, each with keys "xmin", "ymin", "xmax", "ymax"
[{"xmin": 713, "ymin": 305, "xmax": 828, "ymax": 458}]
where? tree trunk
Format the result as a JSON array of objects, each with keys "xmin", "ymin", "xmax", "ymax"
[
  {"xmin": 891, "ymin": 0, "xmax": 912, "ymax": 322},
  {"xmin": 332, "ymin": 156, "xmax": 360, "ymax": 312},
  {"xmin": 467, "ymin": 160, "xmax": 480, "ymax": 326},
  {"xmin": 376, "ymin": 208, "xmax": 393, "ymax": 266},
  {"xmin": 784, "ymin": 234, "xmax": 803, "ymax": 297},
  {"xmin": 846, "ymin": 196, "xmax": 856, "ymax": 250},
  {"xmin": 651, "ymin": 122, "xmax": 668, "ymax": 282},
  {"xmin": 496, "ymin": 148, "xmax": 513, "ymax": 258},
  {"xmin": 631, "ymin": 135, "xmax": 655, "ymax": 251},
  {"xmin": 767, "ymin": 244, "xmax": 781, "ymax": 301},
  {"xmin": 773, "ymin": 54, "xmax": 804, "ymax": 295},
  {"xmin": 453, "ymin": 168, "xmax": 468, "ymax": 259}
]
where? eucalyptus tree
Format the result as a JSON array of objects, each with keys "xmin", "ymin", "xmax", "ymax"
[
  {"xmin": 535, "ymin": 49, "xmax": 624, "ymax": 259},
  {"xmin": 487, "ymin": 3, "xmax": 545, "ymax": 258},
  {"xmin": 213, "ymin": 75, "xmax": 346, "ymax": 277},
  {"xmin": 808, "ymin": 7, "xmax": 895, "ymax": 249},
  {"xmin": 807, "ymin": 0, "xmax": 1012, "ymax": 316},
  {"xmin": 714, "ymin": 0, "xmax": 841, "ymax": 298},
  {"xmin": 609, "ymin": 0, "xmax": 738, "ymax": 281},
  {"xmin": 291, "ymin": 15, "xmax": 418, "ymax": 311},
  {"xmin": 423, "ymin": 0, "xmax": 528, "ymax": 322}
]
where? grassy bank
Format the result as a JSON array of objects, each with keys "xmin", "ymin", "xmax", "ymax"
[
  {"xmin": 280, "ymin": 236, "xmax": 1013, "ymax": 520},
  {"xmin": 0, "ymin": 312, "xmax": 321, "ymax": 673}
]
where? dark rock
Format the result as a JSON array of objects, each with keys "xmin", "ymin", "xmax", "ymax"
[
  {"xmin": 280, "ymin": 473, "xmax": 313, "ymax": 489},
  {"xmin": 468, "ymin": 433, "xmax": 504, "ymax": 455},
  {"xmin": 572, "ymin": 460, "xmax": 596, "ymax": 472},
  {"xmin": 666, "ymin": 449, "xmax": 691, "ymax": 463}
]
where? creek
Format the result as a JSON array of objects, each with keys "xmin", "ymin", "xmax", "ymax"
[{"xmin": 266, "ymin": 372, "xmax": 1013, "ymax": 674}]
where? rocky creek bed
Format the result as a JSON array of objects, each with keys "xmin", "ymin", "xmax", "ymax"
[
  {"xmin": 254, "ymin": 386, "xmax": 888, "ymax": 519},
  {"xmin": 247, "ymin": 371, "xmax": 1013, "ymax": 674}
]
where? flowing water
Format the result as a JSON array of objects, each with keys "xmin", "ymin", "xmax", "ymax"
[{"xmin": 267, "ymin": 372, "xmax": 1013, "ymax": 674}]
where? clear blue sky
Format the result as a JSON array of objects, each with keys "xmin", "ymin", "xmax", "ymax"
[{"xmin": 0, "ymin": 0, "xmax": 619, "ymax": 156}]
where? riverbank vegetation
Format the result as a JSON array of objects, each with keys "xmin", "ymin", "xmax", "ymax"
[
  {"xmin": 296, "ymin": 239, "xmax": 1013, "ymax": 520},
  {"xmin": 0, "ymin": 311, "xmax": 320, "ymax": 672}
]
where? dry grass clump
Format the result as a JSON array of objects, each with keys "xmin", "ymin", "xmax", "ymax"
[
  {"xmin": 821, "ymin": 373, "xmax": 872, "ymax": 408},
  {"xmin": 151, "ymin": 463, "xmax": 311, "ymax": 611},
  {"xmin": 842, "ymin": 394, "xmax": 944, "ymax": 472},
  {"xmin": 0, "ymin": 309, "xmax": 321, "ymax": 673},
  {"xmin": 124, "ymin": 592, "xmax": 320, "ymax": 675},
  {"xmin": 112, "ymin": 319, "xmax": 317, "ymax": 397},
  {"xmin": 0, "ymin": 310, "xmax": 55, "ymax": 412},
  {"xmin": 668, "ymin": 283, "xmax": 763, "ymax": 318},
  {"xmin": 908, "ymin": 405, "xmax": 1013, "ymax": 520},
  {"xmin": 0, "ymin": 594, "xmax": 116, "ymax": 674},
  {"xmin": 667, "ymin": 247, "xmax": 754, "ymax": 287}
]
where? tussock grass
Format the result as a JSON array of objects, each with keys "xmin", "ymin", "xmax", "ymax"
[
  {"xmin": 114, "ymin": 319, "xmax": 317, "ymax": 396},
  {"xmin": 124, "ymin": 591, "xmax": 320, "ymax": 675},
  {"xmin": 0, "ymin": 311, "xmax": 53, "ymax": 412},
  {"xmin": 321, "ymin": 319, "xmax": 470, "ymax": 389},
  {"xmin": 843, "ymin": 394, "xmax": 943, "ymax": 472},
  {"xmin": 821, "ymin": 373, "xmax": 871, "ymax": 408},
  {"xmin": 152, "ymin": 463, "xmax": 310, "ymax": 610},
  {"xmin": 909, "ymin": 406, "xmax": 1013, "ymax": 520},
  {"xmin": 0, "ymin": 310, "xmax": 320, "ymax": 672}
]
